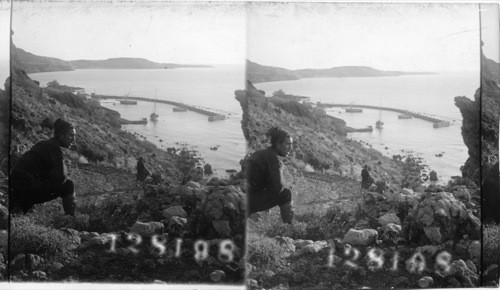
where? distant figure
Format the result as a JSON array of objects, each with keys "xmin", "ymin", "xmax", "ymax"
[
  {"xmin": 136, "ymin": 157, "xmax": 150, "ymax": 181},
  {"xmin": 10, "ymin": 118, "xmax": 77, "ymax": 215},
  {"xmin": 246, "ymin": 127, "xmax": 294, "ymax": 224},
  {"xmin": 361, "ymin": 165, "xmax": 374, "ymax": 194}
]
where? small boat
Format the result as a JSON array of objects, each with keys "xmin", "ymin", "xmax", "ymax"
[
  {"xmin": 121, "ymin": 118, "xmax": 147, "ymax": 125},
  {"xmin": 120, "ymin": 100, "xmax": 137, "ymax": 105},
  {"xmin": 173, "ymin": 107, "xmax": 187, "ymax": 112},
  {"xmin": 150, "ymin": 90, "xmax": 159, "ymax": 121},
  {"xmin": 433, "ymin": 121, "xmax": 451, "ymax": 128},
  {"xmin": 375, "ymin": 100, "xmax": 383, "ymax": 129},
  {"xmin": 348, "ymin": 126, "xmax": 373, "ymax": 132},
  {"xmin": 345, "ymin": 100, "xmax": 362, "ymax": 113},
  {"xmin": 345, "ymin": 107, "xmax": 363, "ymax": 113},
  {"xmin": 398, "ymin": 114, "xmax": 412, "ymax": 119}
]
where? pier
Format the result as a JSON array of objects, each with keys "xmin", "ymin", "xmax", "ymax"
[
  {"xmin": 92, "ymin": 95, "xmax": 226, "ymax": 121},
  {"xmin": 317, "ymin": 103, "xmax": 450, "ymax": 127}
]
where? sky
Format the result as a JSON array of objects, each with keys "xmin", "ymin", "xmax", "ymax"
[
  {"xmin": 10, "ymin": 1, "xmax": 246, "ymax": 65},
  {"xmin": 1, "ymin": 1, "xmax": 499, "ymax": 71},
  {"xmin": 248, "ymin": 2, "xmax": 498, "ymax": 71}
]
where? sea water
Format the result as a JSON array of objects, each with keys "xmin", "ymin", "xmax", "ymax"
[
  {"xmin": 30, "ymin": 68, "xmax": 478, "ymax": 181},
  {"xmin": 30, "ymin": 66, "xmax": 247, "ymax": 176},
  {"xmin": 255, "ymin": 71, "xmax": 479, "ymax": 181}
]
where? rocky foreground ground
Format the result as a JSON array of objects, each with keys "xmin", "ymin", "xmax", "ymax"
[{"xmin": 238, "ymin": 83, "xmax": 498, "ymax": 289}]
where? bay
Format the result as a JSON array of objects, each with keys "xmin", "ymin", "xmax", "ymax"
[
  {"xmin": 255, "ymin": 71, "xmax": 479, "ymax": 181},
  {"xmin": 30, "ymin": 66, "xmax": 247, "ymax": 176}
]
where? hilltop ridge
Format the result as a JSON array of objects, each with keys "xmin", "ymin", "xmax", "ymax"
[
  {"xmin": 247, "ymin": 59, "xmax": 435, "ymax": 83},
  {"xmin": 12, "ymin": 44, "xmax": 211, "ymax": 74}
]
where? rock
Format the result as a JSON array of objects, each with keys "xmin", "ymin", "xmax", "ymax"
[
  {"xmin": 207, "ymin": 177, "xmax": 220, "ymax": 186},
  {"xmin": 404, "ymin": 192, "xmax": 480, "ymax": 245},
  {"xmin": 11, "ymin": 254, "xmax": 25, "ymax": 270},
  {"xmin": 32, "ymin": 270, "xmax": 47, "ymax": 280},
  {"xmin": 185, "ymin": 181, "xmax": 201, "ymax": 190},
  {"xmin": 168, "ymin": 216, "xmax": 187, "ymax": 229},
  {"xmin": 263, "ymin": 269, "xmax": 275, "ymax": 279},
  {"xmin": 0, "ymin": 230, "xmax": 6, "ymax": 254},
  {"xmin": 275, "ymin": 236, "xmax": 296, "ymax": 252},
  {"xmin": 449, "ymin": 259, "xmax": 479, "ymax": 287},
  {"xmin": 203, "ymin": 164, "xmax": 213, "ymax": 175},
  {"xmin": 0, "ymin": 253, "xmax": 3, "ymax": 263},
  {"xmin": 418, "ymin": 276, "xmax": 433, "ymax": 288},
  {"xmin": 50, "ymin": 262, "xmax": 64, "ymax": 273},
  {"xmin": 247, "ymin": 279, "xmax": 259, "ymax": 288},
  {"xmin": 301, "ymin": 241, "xmax": 328, "ymax": 254},
  {"xmin": 194, "ymin": 190, "xmax": 207, "ymax": 203},
  {"xmin": 79, "ymin": 231, "xmax": 97, "ymax": 241},
  {"xmin": 26, "ymin": 254, "xmax": 43, "ymax": 270},
  {"xmin": 213, "ymin": 220, "xmax": 232, "ymax": 237},
  {"xmin": 162, "ymin": 206, "xmax": 187, "ymax": 219},
  {"xmin": 294, "ymin": 239, "xmax": 313, "ymax": 248},
  {"xmin": 467, "ymin": 240, "xmax": 480, "ymax": 262},
  {"xmin": 129, "ymin": 221, "xmax": 164, "ymax": 236},
  {"xmin": 465, "ymin": 260, "xmax": 477, "ymax": 273},
  {"xmin": 153, "ymin": 280, "xmax": 166, "ymax": 284},
  {"xmin": 453, "ymin": 186, "xmax": 471, "ymax": 202},
  {"xmin": 210, "ymin": 269, "xmax": 226, "ymax": 282},
  {"xmin": 343, "ymin": 229, "xmax": 378, "ymax": 246},
  {"xmin": 401, "ymin": 188, "xmax": 414, "ymax": 196},
  {"xmin": 198, "ymin": 186, "xmax": 246, "ymax": 238},
  {"xmin": 0, "ymin": 204, "xmax": 7, "ymax": 228},
  {"xmin": 416, "ymin": 245, "xmax": 440, "ymax": 257},
  {"xmin": 78, "ymin": 235, "xmax": 111, "ymax": 250},
  {"xmin": 378, "ymin": 213, "xmax": 401, "ymax": 226},
  {"xmin": 423, "ymin": 227, "xmax": 442, "ymax": 243},
  {"xmin": 384, "ymin": 223, "xmax": 402, "ymax": 234}
]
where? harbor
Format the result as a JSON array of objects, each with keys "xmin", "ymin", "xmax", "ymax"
[
  {"xmin": 92, "ymin": 94, "xmax": 226, "ymax": 122},
  {"xmin": 317, "ymin": 102, "xmax": 451, "ymax": 128}
]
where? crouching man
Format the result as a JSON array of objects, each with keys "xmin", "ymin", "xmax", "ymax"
[
  {"xmin": 10, "ymin": 118, "xmax": 77, "ymax": 215},
  {"xmin": 246, "ymin": 127, "xmax": 294, "ymax": 224}
]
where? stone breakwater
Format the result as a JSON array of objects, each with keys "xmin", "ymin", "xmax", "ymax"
[
  {"xmin": 317, "ymin": 103, "xmax": 447, "ymax": 125},
  {"xmin": 93, "ymin": 95, "xmax": 226, "ymax": 121}
]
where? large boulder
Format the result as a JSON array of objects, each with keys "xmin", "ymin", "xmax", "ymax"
[
  {"xmin": 129, "ymin": 221, "xmax": 164, "ymax": 236},
  {"xmin": 378, "ymin": 213, "xmax": 401, "ymax": 226},
  {"xmin": 343, "ymin": 229, "xmax": 378, "ymax": 246},
  {"xmin": 191, "ymin": 185, "xmax": 246, "ymax": 240},
  {"xmin": 403, "ymin": 192, "xmax": 480, "ymax": 245},
  {"xmin": 162, "ymin": 206, "xmax": 187, "ymax": 220}
]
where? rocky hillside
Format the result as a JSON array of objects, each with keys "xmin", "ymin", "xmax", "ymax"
[
  {"xmin": 455, "ymin": 53, "xmax": 499, "ymax": 223},
  {"xmin": 7, "ymin": 61, "xmax": 246, "ymax": 283},
  {"xmin": 12, "ymin": 44, "xmax": 210, "ymax": 74},
  {"xmin": 236, "ymin": 81, "xmax": 409, "ymax": 186},
  {"xmin": 12, "ymin": 45, "xmax": 73, "ymax": 73},
  {"xmin": 247, "ymin": 60, "xmax": 435, "ymax": 83}
]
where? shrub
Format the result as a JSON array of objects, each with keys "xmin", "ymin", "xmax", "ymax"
[
  {"xmin": 10, "ymin": 215, "xmax": 75, "ymax": 256},
  {"xmin": 247, "ymin": 232, "xmax": 287, "ymax": 266}
]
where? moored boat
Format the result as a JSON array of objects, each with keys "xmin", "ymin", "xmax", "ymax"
[
  {"xmin": 173, "ymin": 107, "xmax": 187, "ymax": 112},
  {"xmin": 398, "ymin": 114, "xmax": 412, "ymax": 119},
  {"xmin": 120, "ymin": 100, "xmax": 137, "ymax": 105}
]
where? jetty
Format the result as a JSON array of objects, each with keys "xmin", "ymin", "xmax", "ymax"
[
  {"xmin": 317, "ymin": 103, "xmax": 450, "ymax": 128},
  {"xmin": 92, "ymin": 95, "xmax": 226, "ymax": 121}
]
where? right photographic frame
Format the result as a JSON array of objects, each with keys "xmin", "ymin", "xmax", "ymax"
[{"xmin": 242, "ymin": 2, "xmax": 499, "ymax": 289}]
